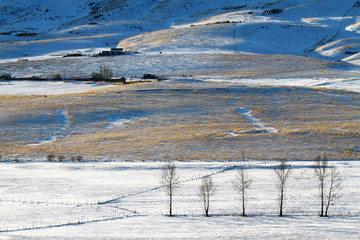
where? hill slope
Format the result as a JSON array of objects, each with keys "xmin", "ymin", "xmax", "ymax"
[{"xmin": 0, "ymin": 0, "xmax": 359, "ymax": 66}]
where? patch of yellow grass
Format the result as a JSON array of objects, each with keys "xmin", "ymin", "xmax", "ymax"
[{"xmin": 1, "ymin": 82, "xmax": 359, "ymax": 161}]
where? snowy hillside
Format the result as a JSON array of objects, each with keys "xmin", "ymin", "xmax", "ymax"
[{"xmin": 0, "ymin": 0, "xmax": 359, "ymax": 65}]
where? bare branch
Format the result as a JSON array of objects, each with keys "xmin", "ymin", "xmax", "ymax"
[
  {"xmin": 232, "ymin": 164, "xmax": 252, "ymax": 216},
  {"xmin": 313, "ymin": 154, "xmax": 342, "ymax": 217},
  {"xmin": 274, "ymin": 159, "xmax": 292, "ymax": 217},
  {"xmin": 325, "ymin": 166, "xmax": 342, "ymax": 216},
  {"xmin": 160, "ymin": 162, "xmax": 179, "ymax": 216},
  {"xmin": 199, "ymin": 176, "xmax": 216, "ymax": 217}
]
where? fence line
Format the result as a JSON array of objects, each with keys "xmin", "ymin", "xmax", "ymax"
[
  {"xmin": 0, "ymin": 164, "xmax": 239, "ymax": 232},
  {"xmin": 0, "ymin": 213, "xmax": 140, "ymax": 233},
  {"xmin": 98, "ymin": 165, "xmax": 238, "ymax": 205}
]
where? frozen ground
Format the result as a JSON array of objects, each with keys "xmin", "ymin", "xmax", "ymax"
[{"xmin": 0, "ymin": 160, "xmax": 358, "ymax": 239}]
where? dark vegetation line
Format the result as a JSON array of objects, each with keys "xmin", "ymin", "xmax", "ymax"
[{"xmin": 0, "ymin": 215, "xmax": 136, "ymax": 233}]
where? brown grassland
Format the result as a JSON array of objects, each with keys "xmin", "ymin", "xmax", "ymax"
[{"xmin": 0, "ymin": 81, "xmax": 358, "ymax": 161}]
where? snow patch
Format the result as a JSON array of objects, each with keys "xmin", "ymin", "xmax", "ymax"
[
  {"xmin": 238, "ymin": 107, "xmax": 278, "ymax": 133},
  {"xmin": 0, "ymin": 81, "xmax": 113, "ymax": 95},
  {"xmin": 345, "ymin": 21, "xmax": 360, "ymax": 33},
  {"xmin": 26, "ymin": 110, "xmax": 70, "ymax": 146},
  {"xmin": 318, "ymin": 91, "xmax": 349, "ymax": 99},
  {"xmin": 107, "ymin": 117, "xmax": 147, "ymax": 129},
  {"xmin": 233, "ymin": 107, "xmax": 278, "ymax": 135},
  {"xmin": 206, "ymin": 78, "xmax": 360, "ymax": 93}
]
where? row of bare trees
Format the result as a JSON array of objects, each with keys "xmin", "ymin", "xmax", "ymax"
[
  {"xmin": 160, "ymin": 154, "xmax": 342, "ymax": 217},
  {"xmin": 160, "ymin": 161, "xmax": 217, "ymax": 217},
  {"xmin": 91, "ymin": 65, "xmax": 113, "ymax": 80}
]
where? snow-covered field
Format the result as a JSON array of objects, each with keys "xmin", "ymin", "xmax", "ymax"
[
  {"xmin": 0, "ymin": 160, "xmax": 359, "ymax": 239},
  {"xmin": 1, "ymin": 76, "xmax": 360, "ymax": 95},
  {"xmin": 0, "ymin": 81, "xmax": 113, "ymax": 95},
  {"xmin": 207, "ymin": 77, "xmax": 360, "ymax": 93}
]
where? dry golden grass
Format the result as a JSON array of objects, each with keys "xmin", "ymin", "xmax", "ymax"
[{"xmin": 0, "ymin": 82, "xmax": 359, "ymax": 161}]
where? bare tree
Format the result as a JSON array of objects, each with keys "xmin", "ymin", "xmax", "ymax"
[
  {"xmin": 160, "ymin": 162, "xmax": 179, "ymax": 216},
  {"xmin": 313, "ymin": 154, "xmax": 327, "ymax": 217},
  {"xmin": 313, "ymin": 154, "xmax": 342, "ymax": 217},
  {"xmin": 274, "ymin": 159, "xmax": 292, "ymax": 217},
  {"xmin": 91, "ymin": 65, "xmax": 113, "ymax": 80},
  {"xmin": 232, "ymin": 151, "xmax": 252, "ymax": 216},
  {"xmin": 199, "ymin": 176, "xmax": 216, "ymax": 217},
  {"xmin": 99, "ymin": 65, "xmax": 113, "ymax": 80},
  {"xmin": 325, "ymin": 167, "xmax": 342, "ymax": 216}
]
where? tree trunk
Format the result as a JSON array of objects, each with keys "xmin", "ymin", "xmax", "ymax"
[
  {"xmin": 320, "ymin": 179, "xmax": 324, "ymax": 217},
  {"xmin": 205, "ymin": 195, "xmax": 210, "ymax": 217},
  {"xmin": 324, "ymin": 196, "xmax": 330, "ymax": 217},
  {"xmin": 242, "ymin": 190, "xmax": 246, "ymax": 216},
  {"xmin": 169, "ymin": 189, "xmax": 173, "ymax": 216},
  {"xmin": 279, "ymin": 186, "xmax": 284, "ymax": 217},
  {"xmin": 325, "ymin": 172, "xmax": 334, "ymax": 217}
]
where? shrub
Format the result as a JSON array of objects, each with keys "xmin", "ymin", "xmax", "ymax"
[
  {"xmin": 47, "ymin": 153, "xmax": 56, "ymax": 162},
  {"xmin": 53, "ymin": 73, "xmax": 62, "ymax": 80},
  {"xmin": 57, "ymin": 155, "xmax": 65, "ymax": 162},
  {"xmin": 76, "ymin": 155, "xmax": 84, "ymax": 162},
  {"xmin": 143, "ymin": 74, "xmax": 157, "ymax": 79},
  {"xmin": 91, "ymin": 72, "xmax": 102, "ymax": 80}
]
